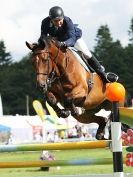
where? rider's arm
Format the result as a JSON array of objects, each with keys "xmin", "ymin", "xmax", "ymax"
[
  {"xmin": 40, "ymin": 17, "xmax": 50, "ymax": 37},
  {"xmin": 64, "ymin": 17, "xmax": 78, "ymax": 47}
]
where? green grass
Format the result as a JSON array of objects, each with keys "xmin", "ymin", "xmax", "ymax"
[{"xmin": 0, "ymin": 148, "xmax": 132, "ymax": 177}]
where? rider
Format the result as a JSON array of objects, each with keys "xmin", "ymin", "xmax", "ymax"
[{"xmin": 38, "ymin": 6, "xmax": 118, "ymax": 83}]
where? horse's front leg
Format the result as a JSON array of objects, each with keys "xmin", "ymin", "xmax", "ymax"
[
  {"xmin": 46, "ymin": 92, "xmax": 70, "ymax": 118},
  {"xmin": 64, "ymin": 97, "xmax": 85, "ymax": 117},
  {"xmin": 64, "ymin": 86, "xmax": 87, "ymax": 116}
]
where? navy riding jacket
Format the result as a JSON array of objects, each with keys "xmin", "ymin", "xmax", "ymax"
[{"xmin": 40, "ymin": 16, "xmax": 82, "ymax": 47}]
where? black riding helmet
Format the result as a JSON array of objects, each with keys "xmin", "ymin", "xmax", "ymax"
[{"xmin": 49, "ymin": 6, "xmax": 64, "ymax": 20}]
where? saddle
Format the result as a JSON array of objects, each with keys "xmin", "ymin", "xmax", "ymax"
[
  {"xmin": 68, "ymin": 48, "xmax": 94, "ymax": 73},
  {"xmin": 68, "ymin": 48, "xmax": 95, "ymax": 88}
]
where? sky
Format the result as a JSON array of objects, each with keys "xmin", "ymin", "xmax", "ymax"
[{"xmin": 0, "ymin": 0, "xmax": 133, "ymax": 62}]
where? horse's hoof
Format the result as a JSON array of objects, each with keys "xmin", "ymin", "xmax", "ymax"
[
  {"xmin": 58, "ymin": 109, "xmax": 70, "ymax": 118},
  {"xmin": 71, "ymin": 112, "xmax": 78, "ymax": 117},
  {"xmin": 95, "ymin": 133, "xmax": 107, "ymax": 140},
  {"xmin": 71, "ymin": 107, "xmax": 80, "ymax": 116},
  {"xmin": 71, "ymin": 107, "xmax": 85, "ymax": 116}
]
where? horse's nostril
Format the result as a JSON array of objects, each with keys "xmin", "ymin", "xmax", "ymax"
[
  {"xmin": 38, "ymin": 80, "xmax": 45, "ymax": 87},
  {"xmin": 39, "ymin": 83, "xmax": 45, "ymax": 88},
  {"xmin": 36, "ymin": 82, "xmax": 44, "ymax": 89},
  {"xmin": 38, "ymin": 82, "xmax": 48, "ymax": 93}
]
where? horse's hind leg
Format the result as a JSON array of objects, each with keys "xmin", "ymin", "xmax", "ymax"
[
  {"xmin": 89, "ymin": 114, "xmax": 109, "ymax": 140},
  {"xmin": 76, "ymin": 112, "xmax": 108, "ymax": 140}
]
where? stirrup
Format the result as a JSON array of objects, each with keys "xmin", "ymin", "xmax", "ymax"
[{"xmin": 106, "ymin": 72, "xmax": 119, "ymax": 83}]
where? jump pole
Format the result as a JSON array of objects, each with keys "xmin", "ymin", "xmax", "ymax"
[
  {"xmin": 0, "ymin": 158, "xmax": 124, "ymax": 168},
  {"xmin": 106, "ymin": 82, "xmax": 125, "ymax": 177},
  {"xmin": 0, "ymin": 140, "xmax": 111, "ymax": 152}
]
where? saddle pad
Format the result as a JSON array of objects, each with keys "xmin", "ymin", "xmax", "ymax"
[{"xmin": 68, "ymin": 47, "xmax": 90, "ymax": 72}]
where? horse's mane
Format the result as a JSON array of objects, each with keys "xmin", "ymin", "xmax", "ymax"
[
  {"xmin": 27, "ymin": 35, "xmax": 66, "ymax": 53},
  {"xmin": 39, "ymin": 36, "xmax": 57, "ymax": 48}
]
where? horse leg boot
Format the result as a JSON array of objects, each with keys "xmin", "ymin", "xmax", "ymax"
[
  {"xmin": 64, "ymin": 98, "xmax": 81, "ymax": 116},
  {"xmin": 82, "ymin": 54, "xmax": 118, "ymax": 83},
  {"xmin": 46, "ymin": 94, "xmax": 70, "ymax": 118},
  {"xmin": 49, "ymin": 101, "xmax": 70, "ymax": 118}
]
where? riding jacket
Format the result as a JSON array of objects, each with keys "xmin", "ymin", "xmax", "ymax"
[{"xmin": 40, "ymin": 16, "xmax": 82, "ymax": 47}]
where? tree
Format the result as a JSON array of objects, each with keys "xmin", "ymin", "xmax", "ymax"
[
  {"xmin": 124, "ymin": 45, "xmax": 133, "ymax": 97},
  {"xmin": 94, "ymin": 24, "xmax": 127, "ymax": 73},
  {"xmin": 0, "ymin": 54, "xmax": 43, "ymax": 115},
  {"xmin": 93, "ymin": 24, "xmax": 120, "ymax": 74},
  {"xmin": 122, "ymin": 17, "xmax": 133, "ymax": 101},
  {"xmin": 0, "ymin": 40, "xmax": 12, "ymax": 65},
  {"xmin": 94, "ymin": 24, "xmax": 113, "ymax": 60},
  {"xmin": 93, "ymin": 23, "xmax": 133, "ymax": 105},
  {"xmin": 128, "ymin": 17, "xmax": 133, "ymax": 44}
]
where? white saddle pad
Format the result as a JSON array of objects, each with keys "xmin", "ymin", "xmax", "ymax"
[{"xmin": 69, "ymin": 47, "xmax": 90, "ymax": 72}]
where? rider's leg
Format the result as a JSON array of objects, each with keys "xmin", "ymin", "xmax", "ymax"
[{"xmin": 74, "ymin": 38, "xmax": 118, "ymax": 83}]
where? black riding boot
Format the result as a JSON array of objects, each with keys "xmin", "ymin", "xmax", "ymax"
[{"xmin": 83, "ymin": 54, "xmax": 118, "ymax": 83}]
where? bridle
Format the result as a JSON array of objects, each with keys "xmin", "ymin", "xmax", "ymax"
[{"xmin": 32, "ymin": 45, "xmax": 70, "ymax": 93}]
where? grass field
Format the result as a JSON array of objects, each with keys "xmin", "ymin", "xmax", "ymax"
[{"xmin": 0, "ymin": 147, "xmax": 132, "ymax": 177}]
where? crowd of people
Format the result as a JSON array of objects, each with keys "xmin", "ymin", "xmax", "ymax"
[
  {"xmin": 45, "ymin": 124, "xmax": 96, "ymax": 143},
  {"xmin": 6, "ymin": 123, "xmax": 97, "ymax": 144}
]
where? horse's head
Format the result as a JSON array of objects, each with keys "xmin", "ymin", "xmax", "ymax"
[{"xmin": 26, "ymin": 38, "xmax": 59, "ymax": 94}]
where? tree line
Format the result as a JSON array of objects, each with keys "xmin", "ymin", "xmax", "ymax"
[{"xmin": 0, "ymin": 17, "xmax": 133, "ymax": 115}]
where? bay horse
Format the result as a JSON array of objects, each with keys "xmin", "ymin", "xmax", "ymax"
[{"xmin": 26, "ymin": 37, "xmax": 125, "ymax": 140}]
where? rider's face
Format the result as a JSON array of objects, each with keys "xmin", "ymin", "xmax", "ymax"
[{"xmin": 52, "ymin": 18, "xmax": 64, "ymax": 28}]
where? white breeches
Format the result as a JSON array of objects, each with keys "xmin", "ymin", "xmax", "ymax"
[{"xmin": 74, "ymin": 38, "xmax": 92, "ymax": 58}]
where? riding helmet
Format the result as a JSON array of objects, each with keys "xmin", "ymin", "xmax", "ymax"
[{"xmin": 49, "ymin": 6, "xmax": 64, "ymax": 20}]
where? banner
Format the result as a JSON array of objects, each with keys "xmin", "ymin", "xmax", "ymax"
[{"xmin": 33, "ymin": 100, "xmax": 45, "ymax": 121}]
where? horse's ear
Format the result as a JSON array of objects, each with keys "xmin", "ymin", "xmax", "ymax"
[{"xmin": 25, "ymin": 41, "xmax": 34, "ymax": 50}]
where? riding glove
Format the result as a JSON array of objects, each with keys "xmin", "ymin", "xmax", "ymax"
[{"xmin": 56, "ymin": 41, "xmax": 66, "ymax": 48}]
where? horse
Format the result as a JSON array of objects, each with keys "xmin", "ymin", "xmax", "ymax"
[{"xmin": 26, "ymin": 36, "xmax": 125, "ymax": 140}]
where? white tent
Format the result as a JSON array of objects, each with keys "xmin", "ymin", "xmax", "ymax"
[{"xmin": 0, "ymin": 116, "xmax": 33, "ymax": 144}]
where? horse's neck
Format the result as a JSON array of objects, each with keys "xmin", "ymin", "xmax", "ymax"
[
  {"xmin": 53, "ymin": 63, "xmax": 61, "ymax": 77},
  {"xmin": 50, "ymin": 46, "xmax": 68, "ymax": 70}
]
